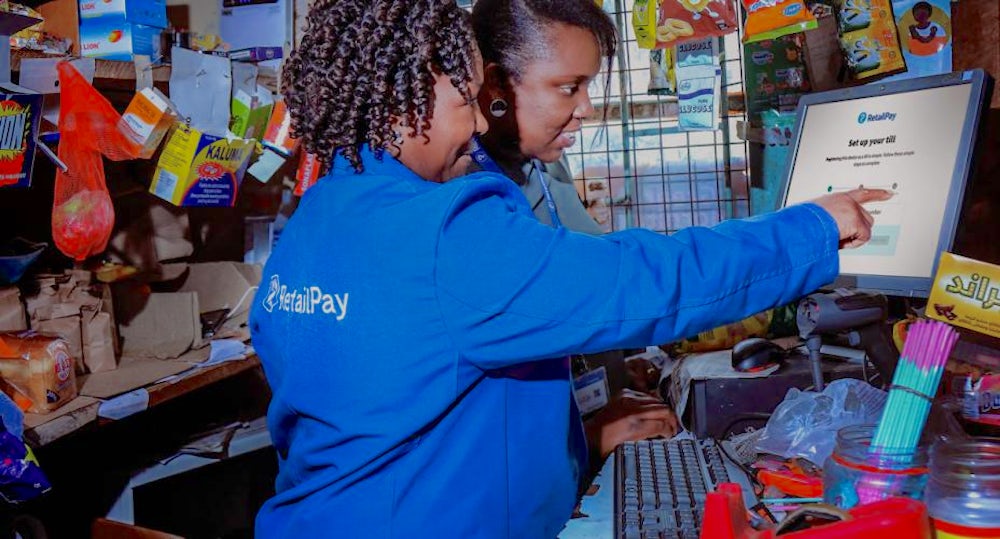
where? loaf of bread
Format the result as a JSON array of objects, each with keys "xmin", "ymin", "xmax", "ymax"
[{"xmin": 0, "ymin": 331, "xmax": 78, "ymax": 413}]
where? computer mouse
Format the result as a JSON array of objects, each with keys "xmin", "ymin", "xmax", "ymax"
[{"xmin": 731, "ymin": 337, "xmax": 785, "ymax": 373}]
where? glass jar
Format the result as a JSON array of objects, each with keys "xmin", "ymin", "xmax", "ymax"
[
  {"xmin": 822, "ymin": 424, "xmax": 930, "ymax": 509},
  {"xmin": 925, "ymin": 438, "xmax": 1000, "ymax": 538}
]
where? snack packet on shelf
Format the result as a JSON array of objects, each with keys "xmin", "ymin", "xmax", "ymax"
[
  {"xmin": 832, "ymin": 0, "xmax": 906, "ymax": 80},
  {"xmin": 654, "ymin": 0, "xmax": 738, "ymax": 47},
  {"xmin": 742, "ymin": 0, "xmax": 818, "ymax": 43}
]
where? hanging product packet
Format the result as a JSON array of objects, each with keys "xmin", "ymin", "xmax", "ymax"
[
  {"xmin": 832, "ymin": 0, "xmax": 906, "ymax": 80},
  {"xmin": 633, "ymin": 0, "xmax": 658, "ymax": 49},
  {"xmin": 675, "ymin": 38, "xmax": 721, "ymax": 130},
  {"xmin": 654, "ymin": 0, "xmax": 738, "ymax": 47},
  {"xmin": 742, "ymin": 0, "xmax": 818, "ymax": 43},
  {"xmin": 648, "ymin": 48, "xmax": 677, "ymax": 95},
  {"xmin": 882, "ymin": 0, "xmax": 951, "ymax": 81},
  {"xmin": 743, "ymin": 34, "xmax": 811, "ymax": 123}
]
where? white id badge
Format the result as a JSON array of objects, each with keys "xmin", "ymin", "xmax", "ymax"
[{"xmin": 573, "ymin": 366, "xmax": 609, "ymax": 415}]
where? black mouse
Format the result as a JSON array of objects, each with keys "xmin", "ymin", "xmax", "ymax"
[{"xmin": 731, "ymin": 337, "xmax": 786, "ymax": 373}]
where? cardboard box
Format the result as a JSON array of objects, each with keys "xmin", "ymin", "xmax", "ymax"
[
  {"xmin": 117, "ymin": 290, "xmax": 200, "ymax": 359},
  {"xmin": 36, "ymin": 0, "xmax": 81, "ymax": 56},
  {"xmin": 161, "ymin": 262, "xmax": 262, "ymax": 328},
  {"xmin": 928, "ymin": 252, "xmax": 1000, "ymax": 340},
  {"xmin": 150, "ymin": 124, "xmax": 254, "ymax": 207},
  {"xmin": 80, "ymin": 16, "xmax": 162, "ymax": 61},
  {"xmin": 119, "ymin": 86, "xmax": 175, "ymax": 159},
  {"xmin": 230, "ymin": 85, "xmax": 273, "ymax": 140},
  {"xmin": 78, "ymin": 0, "xmax": 167, "ymax": 28},
  {"xmin": 0, "ymin": 12, "xmax": 43, "ymax": 190},
  {"xmin": 230, "ymin": 46, "xmax": 283, "ymax": 63},
  {"xmin": 114, "ymin": 262, "xmax": 261, "ymax": 359}
]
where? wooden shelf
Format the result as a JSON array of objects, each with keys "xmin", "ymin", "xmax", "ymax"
[
  {"xmin": 23, "ymin": 356, "xmax": 262, "ymax": 448},
  {"xmin": 11, "ymin": 49, "xmax": 171, "ymax": 83}
]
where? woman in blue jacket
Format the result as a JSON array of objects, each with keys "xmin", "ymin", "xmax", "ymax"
[{"xmin": 251, "ymin": 1, "xmax": 890, "ymax": 537}]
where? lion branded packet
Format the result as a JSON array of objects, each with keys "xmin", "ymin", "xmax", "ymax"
[
  {"xmin": 832, "ymin": 0, "xmax": 906, "ymax": 80},
  {"xmin": 654, "ymin": 0, "xmax": 738, "ymax": 47}
]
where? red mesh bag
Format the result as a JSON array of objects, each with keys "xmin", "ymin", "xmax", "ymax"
[{"xmin": 52, "ymin": 62, "xmax": 141, "ymax": 261}]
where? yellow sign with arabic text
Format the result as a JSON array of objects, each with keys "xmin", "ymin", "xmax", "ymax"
[{"xmin": 927, "ymin": 252, "xmax": 1000, "ymax": 339}]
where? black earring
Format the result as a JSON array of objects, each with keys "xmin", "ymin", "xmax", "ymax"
[{"xmin": 489, "ymin": 98, "xmax": 508, "ymax": 118}]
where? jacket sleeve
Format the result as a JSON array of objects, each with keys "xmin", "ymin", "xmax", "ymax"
[{"xmin": 434, "ymin": 180, "xmax": 840, "ymax": 370}]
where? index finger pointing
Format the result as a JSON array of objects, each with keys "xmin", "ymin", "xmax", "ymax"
[{"xmin": 848, "ymin": 188, "xmax": 894, "ymax": 204}]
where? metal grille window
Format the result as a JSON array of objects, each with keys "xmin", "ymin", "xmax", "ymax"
[
  {"xmin": 461, "ymin": 0, "xmax": 751, "ymax": 234},
  {"xmin": 568, "ymin": 1, "xmax": 750, "ymax": 234}
]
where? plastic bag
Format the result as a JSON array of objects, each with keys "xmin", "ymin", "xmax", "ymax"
[
  {"xmin": 756, "ymin": 379, "xmax": 887, "ymax": 466},
  {"xmin": 52, "ymin": 62, "xmax": 141, "ymax": 261}
]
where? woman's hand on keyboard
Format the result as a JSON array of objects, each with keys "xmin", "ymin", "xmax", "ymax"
[{"xmin": 584, "ymin": 389, "xmax": 680, "ymax": 459}]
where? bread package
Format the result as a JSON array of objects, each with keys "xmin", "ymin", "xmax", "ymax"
[{"xmin": 0, "ymin": 331, "xmax": 78, "ymax": 413}]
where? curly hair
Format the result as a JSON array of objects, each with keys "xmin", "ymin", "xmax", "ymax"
[{"xmin": 283, "ymin": 0, "xmax": 478, "ymax": 173}]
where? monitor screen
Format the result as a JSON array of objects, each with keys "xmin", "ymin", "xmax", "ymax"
[{"xmin": 782, "ymin": 70, "xmax": 990, "ymax": 298}]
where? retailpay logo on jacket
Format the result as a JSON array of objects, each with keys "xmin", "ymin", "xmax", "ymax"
[{"xmin": 262, "ymin": 275, "xmax": 349, "ymax": 320}]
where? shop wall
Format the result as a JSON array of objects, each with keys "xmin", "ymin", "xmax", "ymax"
[
  {"xmin": 166, "ymin": 0, "xmax": 221, "ymax": 36},
  {"xmin": 953, "ymin": 0, "xmax": 1000, "ymax": 109}
]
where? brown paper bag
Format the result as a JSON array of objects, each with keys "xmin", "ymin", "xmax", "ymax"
[
  {"xmin": 34, "ymin": 310, "xmax": 84, "ymax": 375},
  {"xmin": 81, "ymin": 306, "xmax": 116, "ymax": 373},
  {"xmin": 0, "ymin": 288, "xmax": 26, "ymax": 332}
]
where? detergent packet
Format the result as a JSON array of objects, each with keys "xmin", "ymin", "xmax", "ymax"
[
  {"xmin": 654, "ymin": 0, "xmax": 738, "ymax": 47},
  {"xmin": 832, "ymin": 0, "xmax": 906, "ymax": 80},
  {"xmin": 742, "ymin": 0, "xmax": 818, "ymax": 43},
  {"xmin": 882, "ymin": 0, "xmax": 951, "ymax": 81}
]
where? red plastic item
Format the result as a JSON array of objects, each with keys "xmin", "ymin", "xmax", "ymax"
[
  {"xmin": 52, "ymin": 62, "xmax": 141, "ymax": 261},
  {"xmin": 700, "ymin": 483, "xmax": 932, "ymax": 539},
  {"xmin": 757, "ymin": 469, "xmax": 823, "ymax": 498}
]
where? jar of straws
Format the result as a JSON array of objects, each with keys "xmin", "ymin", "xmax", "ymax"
[
  {"xmin": 925, "ymin": 438, "xmax": 1000, "ymax": 538},
  {"xmin": 823, "ymin": 424, "xmax": 930, "ymax": 509}
]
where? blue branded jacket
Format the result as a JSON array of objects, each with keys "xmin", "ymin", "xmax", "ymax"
[{"xmin": 250, "ymin": 147, "xmax": 839, "ymax": 538}]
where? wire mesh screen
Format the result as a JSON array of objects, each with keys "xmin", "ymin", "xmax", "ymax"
[{"xmin": 569, "ymin": 0, "xmax": 751, "ymax": 234}]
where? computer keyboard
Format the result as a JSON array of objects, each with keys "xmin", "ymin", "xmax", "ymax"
[{"xmin": 613, "ymin": 438, "xmax": 757, "ymax": 539}]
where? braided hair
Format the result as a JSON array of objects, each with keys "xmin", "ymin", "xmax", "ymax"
[{"xmin": 283, "ymin": 0, "xmax": 478, "ymax": 173}]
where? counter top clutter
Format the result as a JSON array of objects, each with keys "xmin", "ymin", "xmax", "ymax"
[{"xmin": 0, "ymin": 261, "xmax": 262, "ymax": 449}]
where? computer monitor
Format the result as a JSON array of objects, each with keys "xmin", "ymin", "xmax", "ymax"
[{"xmin": 781, "ymin": 70, "xmax": 992, "ymax": 298}]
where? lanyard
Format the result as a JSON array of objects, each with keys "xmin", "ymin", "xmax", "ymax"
[
  {"xmin": 530, "ymin": 159, "xmax": 563, "ymax": 229},
  {"xmin": 469, "ymin": 136, "xmax": 563, "ymax": 229},
  {"xmin": 468, "ymin": 135, "xmax": 505, "ymax": 174}
]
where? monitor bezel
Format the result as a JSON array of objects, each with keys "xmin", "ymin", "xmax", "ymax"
[{"xmin": 779, "ymin": 70, "xmax": 991, "ymax": 298}]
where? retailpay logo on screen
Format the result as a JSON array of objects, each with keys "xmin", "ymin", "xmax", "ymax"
[{"xmin": 857, "ymin": 111, "xmax": 898, "ymax": 124}]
